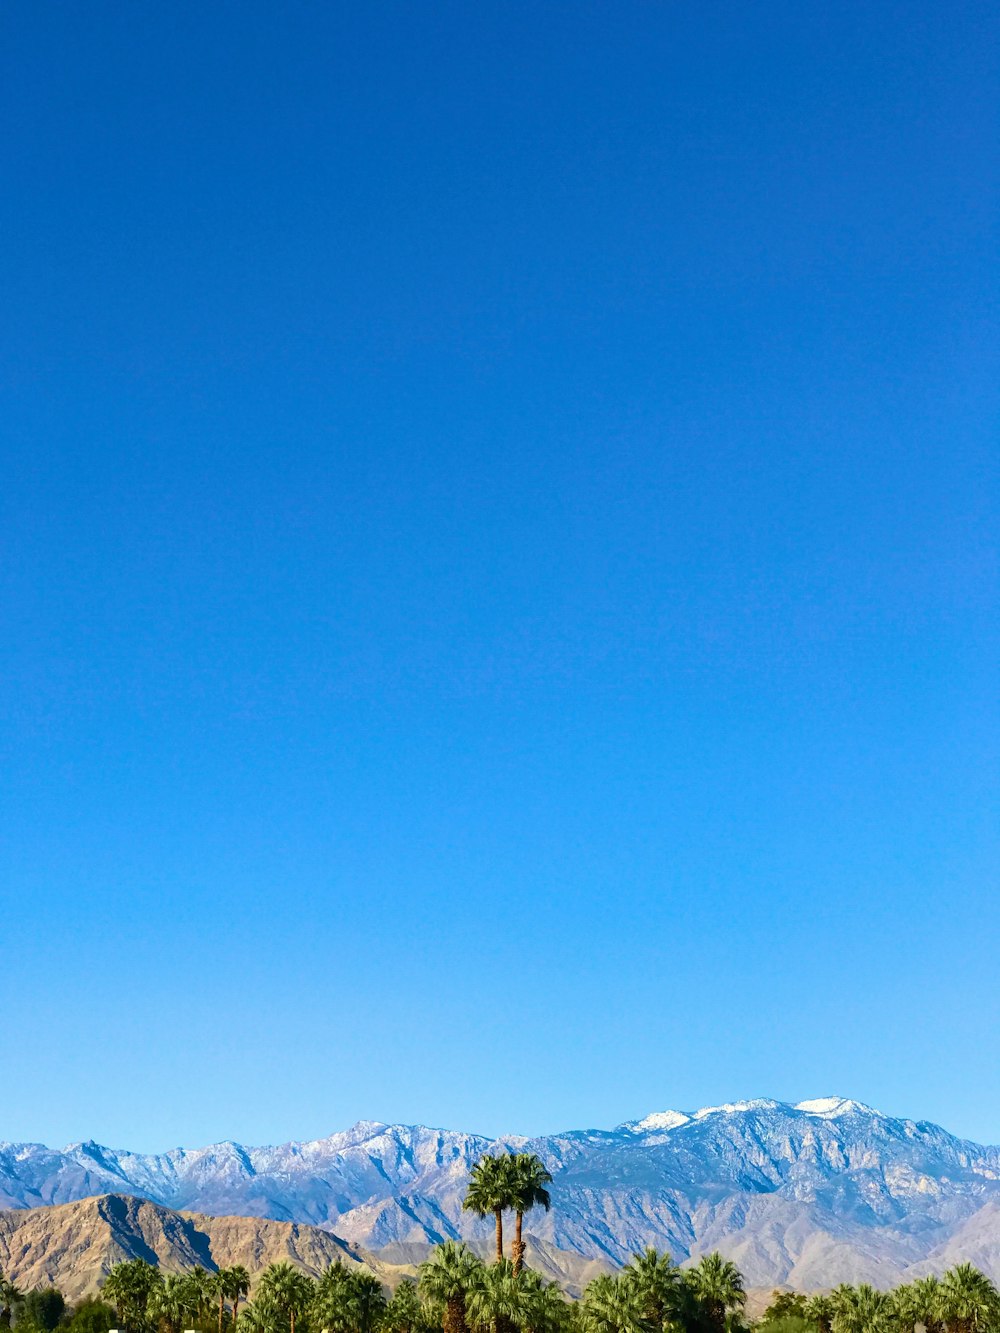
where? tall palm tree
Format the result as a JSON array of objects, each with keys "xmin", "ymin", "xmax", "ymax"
[
  {"xmin": 220, "ymin": 1268, "xmax": 252, "ymax": 1333},
  {"xmin": 257, "ymin": 1263, "xmax": 314, "ymax": 1333},
  {"xmin": 0, "ymin": 1275, "xmax": 22, "ymax": 1331},
  {"xmin": 212, "ymin": 1271, "xmax": 227, "ymax": 1333},
  {"xmin": 352, "ymin": 1273, "xmax": 388, "ymax": 1333},
  {"xmin": 236, "ymin": 1301, "xmax": 280, "ymax": 1333},
  {"xmin": 464, "ymin": 1156, "xmax": 517, "ymax": 1264},
  {"xmin": 465, "ymin": 1260, "xmax": 538, "ymax": 1333},
  {"xmin": 685, "ymin": 1254, "xmax": 745, "ymax": 1333},
  {"xmin": 148, "ymin": 1274, "xmax": 198, "ymax": 1333},
  {"xmin": 622, "ymin": 1249, "xmax": 680, "ymax": 1331},
  {"xmin": 938, "ymin": 1265, "xmax": 999, "ymax": 1333},
  {"xmin": 188, "ymin": 1268, "xmax": 216, "ymax": 1328},
  {"xmin": 103, "ymin": 1259, "xmax": 162, "ymax": 1333},
  {"xmin": 831, "ymin": 1283, "xmax": 892, "ymax": 1333},
  {"xmin": 909, "ymin": 1276, "xmax": 945, "ymax": 1333},
  {"xmin": 313, "ymin": 1262, "xmax": 357, "ymax": 1333},
  {"xmin": 804, "ymin": 1294, "xmax": 834, "ymax": 1333},
  {"xmin": 508, "ymin": 1156, "xmax": 553, "ymax": 1277},
  {"xmin": 580, "ymin": 1275, "xmax": 651, "ymax": 1333},
  {"xmin": 102, "ymin": 1266, "xmax": 129, "ymax": 1329},
  {"xmin": 519, "ymin": 1280, "xmax": 568, "ymax": 1333},
  {"xmin": 419, "ymin": 1241, "xmax": 483, "ymax": 1333},
  {"xmin": 384, "ymin": 1280, "xmax": 423, "ymax": 1333},
  {"xmin": 889, "ymin": 1283, "xmax": 920, "ymax": 1333}
]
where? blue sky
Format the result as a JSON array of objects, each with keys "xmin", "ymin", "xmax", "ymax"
[{"xmin": 1, "ymin": 1, "xmax": 997, "ymax": 1152}]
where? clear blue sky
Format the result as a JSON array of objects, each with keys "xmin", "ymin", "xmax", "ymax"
[{"xmin": 1, "ymin": 2, "xmax": 997, "ymax": 1153}]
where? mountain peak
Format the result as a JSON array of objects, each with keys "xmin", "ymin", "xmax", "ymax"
[
  {"xmin": 619, "ymin": 1098, "xmax": 889, "ymax": 1135},
  {"xmin": 629, "ymin": 1110, "xmax": 691, "ymax": 1132},
  {"xmin": 692, "ymin": 1099, "xmax": 783, "ymax": 1118},
  {"xmin": 794, "ymin": 1097, "xmax": 881, "ymax": 1118}
]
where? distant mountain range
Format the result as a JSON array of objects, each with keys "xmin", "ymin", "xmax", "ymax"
[{"xmin": 5, "ymin": 1098, "xmax": 1000, "ymax": 1290}]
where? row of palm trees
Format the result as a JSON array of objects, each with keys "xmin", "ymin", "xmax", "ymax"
[
  {"xmin": 88, "ymin": 1258, "xmax": 397, "ymax": 1333},
  {"xmin": 578, "ymin": 1248, "xmax": 745, "ymax": 1333},
  {"xmin": 101, "ymin": 1261, "xmax": 251, "ymax": 1333},
  {"xmin": 7, "ymin": 1246, "xmax": 1000, "ymax": 1333},
  {"xmin": 758, "ymin": 1265, "xmax": 1000, "ymax": 1333}
]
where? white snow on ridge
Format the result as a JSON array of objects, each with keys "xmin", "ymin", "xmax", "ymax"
[
  {"xmin": 795, "ymin": 1097, "xmax": 879, "ymax": 1118},
  {"xmin": 693, "ymin": 1099, "xmax": 782, "ymax": 1119},
  {"xmin": 632, "ymin": 1111, "xmax": 691, "ymax": 1132},
  {"xmin": 627, "ymin": 1098, "xmax": 885, "ymax": 1132}
]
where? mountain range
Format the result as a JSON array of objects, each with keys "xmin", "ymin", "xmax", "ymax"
[
  {"xmin": 5, "ymin": 1098, "xmax": 1000, "ymax": 1290},
  {"xmin": 0, "ymin": 1196, "xmax": 607, "ymax": 1302},
  {"xmin": 0, "ymin": 1196, "xmax": 402, "ymax": 1302}
]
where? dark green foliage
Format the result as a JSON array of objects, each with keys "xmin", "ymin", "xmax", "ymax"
[
  {"xmin": 0, "ymin": 1276, "xmax": 23, "ymax": 1332},
  {"xmin": 463, "ymin": 1158, "xmax": 518, "ymax": 1265},
  {"xmin": 759, "ymin": 1293, "xmax": 813, "ymax": 1333},
  {"xmin": 64, "ymin": 1300, "xmax": 116, "ymax": 1333},
  {"xmin": 757, "ymin": 1319, "xmax": 814, "ymax": 1333},
  {"xmin": 682, "ymin": 1255, "xmax": 744, "ymax": 1333},
  {"xmin": 102, "ymin": 1259, "xmax": 161, "ymax": 1333},
  {"xmin": 16, "ymin": 1290, "xmax": 66, "ymax": 1333},
  {"xmin": 384, "ymin": 1281, "xmax": 426, "ymax": 1333},
  {"xmin": 760, "ymin": 1294, "xmax": 808, "ymax": 1326},
  {"xmin": 418, "ymin": 1242, "xmax": 484, "ymax": 1333},
  {"xmin": 621, "ymin": 1248, "xmax": 682, "ymax": 1331},
  {"xmin": 507, "ymin": 1157, "xmax": 553, "ymax": 1277}
]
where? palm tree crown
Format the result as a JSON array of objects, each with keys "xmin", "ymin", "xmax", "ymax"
[
  {"xmin": 938, "ymin": 1264, "xmax": 999, "ymax": 1333},
  {"xmin": 830, "ymin": 1283, "xmax": 893, "ymax": 1333},
  {"xmin": 148, "ymin": 1273, "xmax": 197, "ymax": 1333},
  {"xmin": 256, "ymin": 1262, "xmax": 314, "ymax": 1333},
  {"xmin": 464, "ymin": 1156, "xmax": 518, "ymax": 1265},
  {"xmin": 419, "ymin": 1240, "xmax": 484, "ymax": 1333},
  {"xmin": 0, "ymin": 1275, "xmax": 23, "ymax": 1332},
  {"xmin": 685, "ymin": 1253, "xmax": 745, "ymax": 1333},
  {"xmin": 622, "ymin": 1248, "xmax": 680, "ymax": 1330},
  {"xmin": 508, "ymin": 1156, "xmax": 553, "ymax": 1277},
  {"xmin": 581, "ymin": 1274, "xmax": 652, "ymax": 1333}
]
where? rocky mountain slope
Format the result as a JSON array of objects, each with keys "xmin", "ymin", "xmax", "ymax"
[
  {"xmin": 0, "ymin": 1195, "xmax": 409, "ymax": 1301},
  {"xmin": 4, "ymin": 1099, "xmax": 1000, "ymax": 1289},
  {"xmin": 0, "ymin": 1195, "xmax": 606, "ymax": 1301}
]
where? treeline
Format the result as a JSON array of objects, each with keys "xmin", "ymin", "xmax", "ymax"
[
  {"xmin": 2, "ymin": 1152, "xmax": 1000, "ymax": 1333},
  {"xmin": 6, "ymin": 1246, "xmax": 1000, "ymax": 1333}
]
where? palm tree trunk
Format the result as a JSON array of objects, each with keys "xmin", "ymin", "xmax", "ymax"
[
  {"xmin": 494, "ymin": 1207, "xmax": 503, "ymax": 1263},
  {"xmin": 513, "ymin": 1212, "xmax": 524, "ymax": 1275},
  {"xmin": 290, "ymin": 1311, "xmax": 296, "ymax": 1333},
  {"xmin": 218, "ymin": 1293, "xmax": 225, "ymax": 1333},
  {"xmin": 445, "ymin": 1297, "xmax": 467, "ymax": 1333}
]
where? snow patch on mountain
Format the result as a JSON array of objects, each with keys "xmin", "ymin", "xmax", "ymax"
[
  {"xmin": 692, "ymin": 1100, "xmax": 783, "ymax": 1119},
  {"xmin": 628, "ymin": 1111, "xmax": 691, "ymax": 1133},
  {"xmin": 795, "ymin": 1098, "xmax": 879, "ymax": 1118}
]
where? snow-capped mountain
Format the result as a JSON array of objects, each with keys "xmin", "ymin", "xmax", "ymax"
[{"xmin": 4, "ymin": 1098, "xmax": 1000, "ymax": 1289}]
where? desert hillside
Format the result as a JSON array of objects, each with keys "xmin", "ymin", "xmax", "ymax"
[
  {"xmin": 0, "ymin": 1194, "xmax": 611, "ymax": 1301},
  {"xmin": 0, "ymin": 1194, "xmax": 407, "ymax": 1301}
]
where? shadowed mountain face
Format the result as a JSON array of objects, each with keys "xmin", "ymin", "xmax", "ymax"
[
  {"xmin": 0, "ymin": 1195, "xmax": 409, "ymax": 1301},
  {"xmin": 0, "ymin": 1196, "xmax": 608, "ymax": 1301},
  {"xmin": 4, "ymin": 1099, "xmax": 1000, "ymax": 1288}
]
